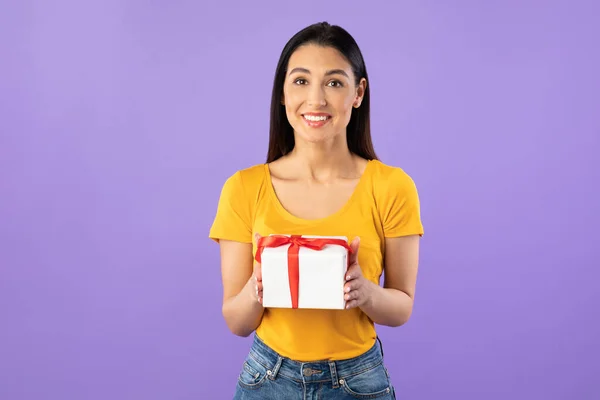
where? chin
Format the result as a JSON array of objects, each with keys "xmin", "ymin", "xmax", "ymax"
[
  {"xmin": 295, "ymin": 130, "xmax": 336, "ymax": 144},
  {"xmin": 292, "ymin": 123, "xmax": 340, "ymax": 143}
]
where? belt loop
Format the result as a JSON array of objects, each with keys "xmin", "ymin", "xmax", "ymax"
[
  {"xmin": 377, "ymin": 336, "xmax": 385, "ymax": 359},
  {"xmin": 329, "ymin": 361, "xmax": 339, "ymax": 388},
  {"xmin": 268, "ymin": 356, "xmax": 283, "ymax": 380}
]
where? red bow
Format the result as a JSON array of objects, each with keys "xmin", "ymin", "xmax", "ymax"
[{"xmin": 255, "ymin": 235, "xmax": 352, "ymax": 309}]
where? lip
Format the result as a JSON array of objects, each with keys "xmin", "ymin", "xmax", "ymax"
[
  {"xmin": 302, "ymin": 112, "xmax": 332, "ymax": 117},
  {"xmin": 301, "ymin": 113, "xmax": 332, "ymax": 128},
  {"xmin": 302, "ymin": 112, "xmax": 331, "ymax": 117}
]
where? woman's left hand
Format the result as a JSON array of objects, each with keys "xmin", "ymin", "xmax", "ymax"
[{"xmin": 344, "ymin": 237, "xmax": 376, "ymax": 309}]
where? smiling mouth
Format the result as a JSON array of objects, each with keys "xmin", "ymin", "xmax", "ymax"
[
  {"xmin": 302, "ymin": 114, "xmax": 332, "ymax": 128},
  {"xmin": 302, "ymin": 114, "xmax": 331, "ymax": 122}
]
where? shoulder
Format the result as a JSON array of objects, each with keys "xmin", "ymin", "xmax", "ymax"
[
  {"xmin": 233, "ymin": 163, "xmax": 268, "ymax": 186},
  {"xmin": 211, "ymin": 164, "xmax": 267, "ymax": 242},
  {"xmin": 220, "ymin": 163, "xmax": 268, "ymax": 197},
  {"xmin": 369, "ymin": 159, "xmax": 418, "ymax": 192},
  {"xmin": 368, "ymin": 160, "xmax": 423, "ymax": 234}
]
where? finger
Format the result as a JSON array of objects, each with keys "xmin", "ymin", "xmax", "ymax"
[
  {"xmin": 344, "ymin": 279, "xmax": 358, "ymax": 293},
  {"xmin": 345, "ymin": 262, "xmax": 361, "ymax": 281},
  {"xmin": 255, "ymin": 279, "xmax": 263, "ymax": 300},
  {"xmin": 344, "ymin": 290, "xmax": 358, "ymax": 301},
  {"xmin": 345, "ymin": 299, "xmax": 359, "ymax": 309},
  {"xmin": 348, "ymin": 236, "xmax": 360, "ymax": 265}
]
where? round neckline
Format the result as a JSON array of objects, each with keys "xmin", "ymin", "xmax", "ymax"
[{"xmin": 263, "ymin": 159, "xmax": 374, "ymax": 225}]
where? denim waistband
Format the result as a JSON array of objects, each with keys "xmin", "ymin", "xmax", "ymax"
[{"xmin": 247, "ymin": 335, "xmax": 384, "ymax": 387}]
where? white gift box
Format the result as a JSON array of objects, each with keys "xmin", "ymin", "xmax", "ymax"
[{"xmin": 260, "ymin": 235, "xmax": 349, "ymax": 310}]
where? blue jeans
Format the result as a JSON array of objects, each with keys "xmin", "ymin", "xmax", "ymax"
[{"xmin": 233, "ymin": 335, "xmax": 396, "ymax": 399}]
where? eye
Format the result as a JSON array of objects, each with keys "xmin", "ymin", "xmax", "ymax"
[
  {"xmin": 327, "ymin": 80, "xmax": 343, "ymax": 88},
  {"xmin": 293, "ymin": 78, "xmax": 307, "ymax": 85}
]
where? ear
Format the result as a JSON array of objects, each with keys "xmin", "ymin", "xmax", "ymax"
[{"xmin": 354, "ymin": 78, "xmax": 367, "ymax": 108}]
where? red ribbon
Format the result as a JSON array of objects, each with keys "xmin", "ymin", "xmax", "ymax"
[{"xmin": 255, "ymin": 235, "xmax": 352, "ymax": 309}]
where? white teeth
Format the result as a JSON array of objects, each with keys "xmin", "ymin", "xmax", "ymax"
[{"xmin": 304, "ymin": 115, "xmax": 329, "ymax": 121}]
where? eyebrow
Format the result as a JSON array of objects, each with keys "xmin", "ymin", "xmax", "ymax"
[{"xmin": 288, "ymin": 67, "xmax": 350, "ymax": 78}]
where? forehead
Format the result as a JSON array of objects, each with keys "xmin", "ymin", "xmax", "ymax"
[{"xmin": 287, "ymin": 44, "xmax": 352, "ymax": 74}]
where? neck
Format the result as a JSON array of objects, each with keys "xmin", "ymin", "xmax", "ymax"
[{"xmin": 288, "ymin": 134, "xmax": 357, "ymax": 181}]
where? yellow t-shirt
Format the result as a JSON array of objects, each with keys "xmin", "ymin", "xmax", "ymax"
[{"xmin": 209, "ymin": 159, "xmax": 424, "ymax": 361}]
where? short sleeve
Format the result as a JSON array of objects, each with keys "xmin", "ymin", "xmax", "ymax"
[
  {"xmin": 208, "ymin": 171, "xmax": 253, "ymax": 243},
  {"xmin": 380, "ymin": 169, "xmax": 424, "ymax": 238}
]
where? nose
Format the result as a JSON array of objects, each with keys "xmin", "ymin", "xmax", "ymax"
[{"xmin": 307, "ymin": 85, "xmax": 327, "ymax": 107}]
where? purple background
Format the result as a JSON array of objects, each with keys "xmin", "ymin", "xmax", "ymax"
[{"xmin": 1, "ymin": 1, "xmax": 599, "ymax": 399}]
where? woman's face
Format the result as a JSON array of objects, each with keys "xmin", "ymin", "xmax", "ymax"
[{"xmin": 282, "ymin": 44, "xmax": 366, "ymax": 145}]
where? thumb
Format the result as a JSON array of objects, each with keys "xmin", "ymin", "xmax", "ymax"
[
  {"xmin": 254, "ymin": 261, "xmax": 262, "ymax": 280},
  {"xmin": 254, "ymin": 233, "xmax": 263, "ymax": 263},
  {"xmin": 348, "ymin": 236, "xmax": 360, "ymax": 264}
]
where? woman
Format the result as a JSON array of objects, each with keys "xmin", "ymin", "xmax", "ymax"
[{"xmin": 209, "ymin": 21, "xmax": 423, "ymax": 399}]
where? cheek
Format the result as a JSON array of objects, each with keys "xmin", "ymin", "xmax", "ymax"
[
  {"xmin": 284, "ymin": 92, "xmax": 303, "ymax": 114},
  {"xmin": 285, "ymin": 108, "xmax": 299, "ymax": 127},
  {"xmin": 342, "ymin": 94, "xmax": 356, "ymax": 109},
  {"xmin": 284, "ymin": 85, "xmax": 301, "ymax": 103},
  {"xmin": 284, "ymin": 98, "xmax": 303, "ymax": 128},
  {"xmin": 333, "ymin": 97, "xmax": 355, "ymax": 122}
]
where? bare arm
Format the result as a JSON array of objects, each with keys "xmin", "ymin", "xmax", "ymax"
[
  {"xmin": 345, "ymin": 235, "xmax": 420, "ymax": 327},
  {"xmin": 361, "ymin": 235, "xmax": 420, "ymax": 327},
  {"xmin": 219, "ymin": 238, "xmax": 264, "ymax": 337}
]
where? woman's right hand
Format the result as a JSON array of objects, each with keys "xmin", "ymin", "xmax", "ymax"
[
  {"xmin": 252, "ymin": 261, "xmax": 263, "ymax": 305},
  {"xmin": 219, "ymin": 236, "xmax": 265, "ymax": 337},
  {"xmin": 251, "ymin": 233, "xmax": 264, "ymax": 305}
]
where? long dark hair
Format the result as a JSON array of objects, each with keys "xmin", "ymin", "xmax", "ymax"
[{"xmin": 266, "ymin": 22, "xmax": 378, "ymax": 163}]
